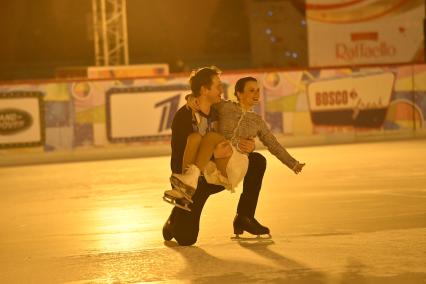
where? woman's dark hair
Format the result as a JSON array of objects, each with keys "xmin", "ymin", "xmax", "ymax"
[
  {"xmin": 189, "ymin": 66, "xmax": 221, "ymax": 97},
  {"xmin": 234, "ymin": 77, "xmax": 257, "ymax": 100}
]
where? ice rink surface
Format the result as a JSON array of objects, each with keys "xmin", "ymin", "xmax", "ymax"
[{"xmin": 0, "ymin": 140, "xmax": 425, "ymax": 283}]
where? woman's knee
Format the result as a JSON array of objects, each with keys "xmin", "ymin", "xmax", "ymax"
[
  {"xmin": 187, "ymin": 132, "xmax": 202, "ymax": 145},
  {"xmin": 204, "ymin": 131, "xmax": 225, "ymax": 142}
]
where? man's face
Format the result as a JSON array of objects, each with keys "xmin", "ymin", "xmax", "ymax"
[{"xmin": 201, "ymin": 75, "xmax": 223, "ymax": 104}]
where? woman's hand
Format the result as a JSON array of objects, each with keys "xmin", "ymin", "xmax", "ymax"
[
  {"xmin": 292, "ymin": 161, "xmax": 305, "ymax": 174},
  {"xmin": 186, "ymin": 94, "xmax": 200, "ymax": 111}
]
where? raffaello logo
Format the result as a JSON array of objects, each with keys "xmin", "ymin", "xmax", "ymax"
[{"xmin": 336, "ymin": 42, "xmax": 397, "ymax": 62}]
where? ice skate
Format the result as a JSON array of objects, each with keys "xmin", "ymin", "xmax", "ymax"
[
  {"xmin": 170, "ymin": 164, "xmax": 200, "ymax": 201},
  {"xmin": 231, "ymin": 214, "xmax": 272, "ymax": 240},
  {"xmin": 163, "ymin": 189, "xmax": 192, "ymax": 212}
]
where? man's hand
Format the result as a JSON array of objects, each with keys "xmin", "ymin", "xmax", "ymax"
[
  {"xmin": 213, "ymin": 141, "xmax": 233, "ymax": 159},
  {"xmin": 237, "ymin": 138, "xmax": 255, "ymax": 154},
  {"xmin": 292, "ymin": 161, "xmax": 305, "ymax": 174}
]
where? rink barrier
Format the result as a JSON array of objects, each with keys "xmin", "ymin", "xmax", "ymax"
[
  {"xmin": 0, "ymin": 63, "xmax": 425, "ymax": 166},
  {"xmin": 1, "ymin": 130, "xmax": 425, "ymax": 167}
]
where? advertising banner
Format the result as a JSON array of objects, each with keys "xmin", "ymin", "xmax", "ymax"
[
  {"xmin": 106, "ymin": 85, "xmax": 189, "ymax": 142},
  {"xmin": 0, "ymin": 92, "xmax": 44, "ymax": 148},
  {"xmin": 307, "ymin": 0, "xmax": 425, "ymax": 67},
  {"xmin": 1, "ymin": 63, "xmax": 425, "ymax": 163},
  {"xmin": 307, "ymin": 72, "xmax": 395, "ymax": 127},
  {"xmin": 87, "ymin": 64, "xmax": 169, "ymax": 79}
]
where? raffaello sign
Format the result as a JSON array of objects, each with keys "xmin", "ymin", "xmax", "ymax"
[
  {"xmin": 335, "ymin": 41, "xmax": 397, "ymax": 62},
  {"xmin": 307, "ymin": 0, "xmax": 424, "ymax": 67}
]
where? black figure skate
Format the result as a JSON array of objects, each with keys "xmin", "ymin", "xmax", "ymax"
[
  {"xmin": 163, "ymin": 188, "xmax": 192, "ymax": 212},
  {"xmin": 231, "ymin": 214, "xmax": 272, "ymax": 240}
]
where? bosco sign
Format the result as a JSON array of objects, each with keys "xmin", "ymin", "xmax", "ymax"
[
  {"xmin": 315, "ymin": 90, "xmax": 358, "ymax": 106},
  {"xmin": 307, "ymin": 72, "xmax": 395, "ymax": 128}
]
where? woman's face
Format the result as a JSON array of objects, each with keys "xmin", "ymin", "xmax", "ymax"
[{"xmin": 238, "ymin": 80, "xmax": 260, "ymax": 108}]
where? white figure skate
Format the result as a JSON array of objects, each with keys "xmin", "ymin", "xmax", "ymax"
[
  {"xmin": 163, "ymin": 188, "xmax": 192, "ymax": 212},
  {"xmin": 170, "ymin": 164, "xmax": 200, "ymax": 202}
]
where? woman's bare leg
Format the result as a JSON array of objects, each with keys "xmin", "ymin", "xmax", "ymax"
[
  {"xmin": 195, "ymin": 132, "xmax": 228, "ymax": 172},
  {"xmin": 213, "ymin": 157, "xmax": 229, "ymax": 177},
  {"xmin": 172, "ymin": 132, "xmax": 230, "ymax": 198},
  {"xmin": 182, "ymin": 133, "xmax": 202, "ymax": 173}
]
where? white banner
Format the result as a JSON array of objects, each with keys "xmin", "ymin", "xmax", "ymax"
[
  {"xmin": 307, "ymin": 72, "xmax": 395, "ymax": 127},
  {"xmin": 0, "ymin": 93, "xmax": 43, "ymax": 147},
  {"xmin": 307, "ymin": 0, "xmax": 425, "ymax": 67},
  {"xmin": 107, "ymin": 87, "xmax": 188, "ymax": 141},
  {"xmin": 88, "ymin": 64, "xmax": 169, "ymax": 79}
]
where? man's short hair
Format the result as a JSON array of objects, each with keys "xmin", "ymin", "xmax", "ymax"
[{"xmin": 189, "ymin": 66, "xmax": 221, "ymax": 97}]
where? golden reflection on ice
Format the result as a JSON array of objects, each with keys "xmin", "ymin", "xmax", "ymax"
[
  {"xmin": 0, "ymin": 141, "xmax": 425, "ymax": 283},
  {"xmin": 92, "ymin": 206, "xmax": 154, "ymax": 252}
]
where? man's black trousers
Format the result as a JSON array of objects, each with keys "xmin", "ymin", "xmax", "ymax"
[{"xmin": 166, "ymin": 152, "xmax": 267, "ymax": 246}]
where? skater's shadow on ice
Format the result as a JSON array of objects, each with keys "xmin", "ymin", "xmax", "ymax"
[
  {"xmin": 167, "ymin": 244, "xmax": 326, "ymax": 283},
  {"xmin": 163, "ymin": 240, "xmax": 180, "ymax": 247},
  {"xmin": 337, "ymin": 259, "xmax": 426, "ymax": 284},
  {"xmin": 237, "ymin": 240, "xmax": 327, "ymax": 284},
  {"xmin": 168, "ymin": 245, "xmax": 273, "ymax": 283},
  {"xmin": 237, "ymin": 242, "xmax": 426, "ymax": 284}
]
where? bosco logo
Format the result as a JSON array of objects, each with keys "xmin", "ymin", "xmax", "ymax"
[{"xmin": 315, "ymin": 89, "xmax": 358, "ymax": 106}]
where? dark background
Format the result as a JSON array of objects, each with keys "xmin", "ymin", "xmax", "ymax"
[{"xmin": 0, "ymin": 0, "xmax": 307, "ymax": 81}]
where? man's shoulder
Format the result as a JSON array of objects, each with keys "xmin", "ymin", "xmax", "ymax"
[
  {"xmin": 172, "ymin": 104, "xmax": 193, "ymax": 130},
  {"xmin": 174, "ymin": 105, "xmax": 192, "ymax": 120}
]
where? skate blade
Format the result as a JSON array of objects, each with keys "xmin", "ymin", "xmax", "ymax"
[
  {"xmin": 231, "ymin": 233, "xmax": 272, "ymax": 241},
  {"xmin": 162, "ymin": 196, "xmax": 191, "ymax": 212},
  {"xmin": 164, "ymin": 190, "xmax": 185, "ymax": 200},
  {"xmin": 169, "ymin": 177, "xmax": 194, "ymax": 203}
]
